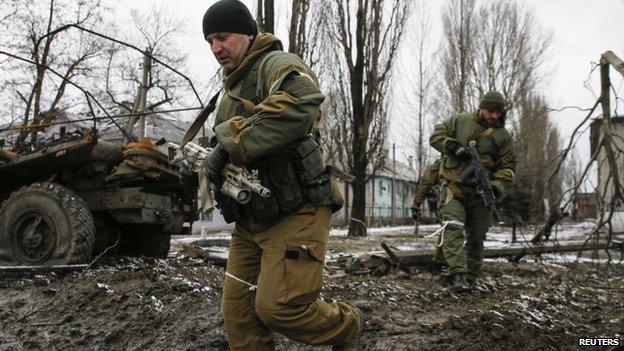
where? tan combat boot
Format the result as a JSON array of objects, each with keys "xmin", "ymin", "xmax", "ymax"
[{"xmin": 332, "ymin": 306, "xmax": 364, "ymax": 351}]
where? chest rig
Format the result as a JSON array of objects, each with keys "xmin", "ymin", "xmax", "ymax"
[{"xmin": 213, "ymin": 51, "xmax": 331, "ymax": 232}]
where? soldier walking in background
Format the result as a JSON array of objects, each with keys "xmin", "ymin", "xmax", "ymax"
[
  {"xmin": 429, "ymin": 91, "xmax": 516, "ymax": 293},
  {"xmin": 411, "ymin": 159, "xmax": 441, "ymax": 236},
  {"xmin": 194, "ymin": 1, "xmax": 363, "ymax": 350}
]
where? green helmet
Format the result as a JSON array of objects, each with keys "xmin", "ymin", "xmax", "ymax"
[{"xmin": 478, "ymin": 91, "xmax": 506, "ymax": 113}]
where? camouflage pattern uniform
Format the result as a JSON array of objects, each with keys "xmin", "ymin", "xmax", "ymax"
[
  {"xmin": 411, "ymin": 159, "xmax": 441, "ymax": 218},
  {"xmin": 429, "ymin": 93, "xmax": 515, "ymax": 282}
]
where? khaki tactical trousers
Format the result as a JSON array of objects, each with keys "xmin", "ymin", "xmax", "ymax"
[
  {"xmin": 437, "ymin": 185, "xmax": 492, "ymax": 277},
  {"xmin": 221, "ymin": 205, "xmax": 360, "ymax": 351}
]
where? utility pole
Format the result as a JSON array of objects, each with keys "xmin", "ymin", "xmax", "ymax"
[
  {"xmin": 137, "ymin": 49, "xmax": 151, "ymax": 140},
  {"xmin": 124, "ymin": 49, "xmax": 151, "ymax": 140},
  {"xmin": 391, "ymin": 142, "xmax": 396, "ymax": 226}
]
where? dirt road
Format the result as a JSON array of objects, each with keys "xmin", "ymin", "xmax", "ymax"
[{"xmin": 0, "ymin": 231, "xmax": 622, "ymax": 351}]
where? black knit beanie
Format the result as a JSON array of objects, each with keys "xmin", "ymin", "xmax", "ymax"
[{"xmin": 202, "ymin": 0, "xmax": 258, "ymax": 39}]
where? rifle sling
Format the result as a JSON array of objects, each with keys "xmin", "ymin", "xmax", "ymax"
[
  {"xmin": 180, "ymin": 90, "xmax": 221, "ymax": 149},
  {"xmin": 471, "ymin": 127, "xmax": 494, "ymax": 145}
]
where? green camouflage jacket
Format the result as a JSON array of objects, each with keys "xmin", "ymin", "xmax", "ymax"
[
  {"xmin": 429, "ymin": 110, "xmax": 516, "ymax": 196},
  {"xmin": 213, "ymin": 33, "xmax": 324, "ymax": 164},
  {"xmin": 210, "ymin": 33, "xmax": 342, "ymax": 231},
  {"xmin": 411, "ymin": 160, "xmax": 440, "ymax": 208}
]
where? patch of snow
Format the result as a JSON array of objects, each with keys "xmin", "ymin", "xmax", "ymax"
[
  {"xmin": 150, "ymin": 296, "xmax": 164, "ymax": 312},
  {"xmin": 96, "ymin": 283, "xmax": 114, "ymax": 294}
]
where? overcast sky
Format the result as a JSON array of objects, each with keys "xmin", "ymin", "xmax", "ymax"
[{"xmin": 108, "ymin": 0, "xmax": 624, "ymax": 171}]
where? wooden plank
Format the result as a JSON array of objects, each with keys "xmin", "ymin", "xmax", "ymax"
[{"xmin": 391, "ymin": 241, "xmax": 607, "ymax": 266}]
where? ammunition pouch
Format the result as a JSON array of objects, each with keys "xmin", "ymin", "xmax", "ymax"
[{"xmin": 289, "ymin": 135, "xmax": 331, "ymax": 206}]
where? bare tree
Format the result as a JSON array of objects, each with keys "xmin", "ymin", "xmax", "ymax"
[
  {"xmin": 287, "ymin": 0, "xmax": 327, "ymax": 71},
  {"xmin": 101, "ymin": 5, "xmax": 189, "ymax": 137},
  {"xmin": 256, "ymin": 0, "xmax": 274, "ymax": 34},
  {"xmin": 544, "ymin": 126, "xmax": 564, "ymax": 212},
  {"xmin": 514, "ymin": 93, "xmax": 560, "ymax": 220},
  {"xmin": 438, "ymin": 0, "xmax": 551, "ymax": 123},
  {"xmin": 322, "ymin": 0, "xmax": 409, "ymax": 236},
  {"xmin": 3, "ymin": 0, "xmax": 109, "ymax": 148},
  {"xmin": 471, "ymin": 0, "xmax": 552, "ymax": 127},
  {"xmin": 438, "ymin": 0, "xmax": 477, "ymax": 116},
  {"xmin": 0, "ymin": 1, "xmax": 18, "ymax": 27},
  {"xmin": 402, "ymin": 0, "xmax": 437, "ymax": 175},
  {"xmin": 288, "ymin": 0, "xmax": 310, "ymax": 57}
]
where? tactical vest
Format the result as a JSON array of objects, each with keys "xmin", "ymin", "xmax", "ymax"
[{"xmin": 213, "ymin": 50, "xmax": 333, "ymax": 232}]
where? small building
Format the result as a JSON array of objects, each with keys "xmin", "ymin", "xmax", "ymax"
[
  {"xmin": 573, "ymin": 192, "xmax": 599, "ymax": 220},
  {"xmin": 333, "ymin": 160, "xmax": 418, "ymax": 227},
  {"xmin": 590, "ymin": 116, "xmax": 624, "ymax": 232}
]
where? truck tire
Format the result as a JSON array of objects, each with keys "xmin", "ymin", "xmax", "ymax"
[
  {"xmin": 117, "ymin": 226, "xmax": 171, "ymax": 259},
  {"xmin": 0, "ymin": 182, "xmax": 95, "ymax": 265}
]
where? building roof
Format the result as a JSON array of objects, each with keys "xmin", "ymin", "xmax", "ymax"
[
  {"xmin": 376, "ymin": 160, "xmax": 419, "ymax": 182},
  {"xmin": 98, "ymin": 113, "xmax": 191, "ymax": 144}
]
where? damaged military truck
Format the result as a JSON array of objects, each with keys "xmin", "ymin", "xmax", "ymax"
[{"xmin": 0, "ymin": 131, "xmax": 198, "ymax": 266}]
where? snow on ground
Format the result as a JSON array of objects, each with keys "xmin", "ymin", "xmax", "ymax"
[
  {"xmin": 175, "ymin": 221, "xmax": 600, "ymax": 248},
  {"xmin": 171, "ymin": 220, "xmax": 624, "ymax": 267}
]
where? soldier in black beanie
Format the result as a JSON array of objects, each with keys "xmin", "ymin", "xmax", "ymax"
[
  {"xmin": 202, "ymin": 0, "xmax": 258, "ymax": 39},
  {"xmin": 201, "ymin": 0, "xmax": 259, "ymax": 73}
]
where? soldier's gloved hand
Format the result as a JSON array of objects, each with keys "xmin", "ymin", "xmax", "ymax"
[
  {"xmin": 491, "ymin": 180, "xmax": 504, "ymax": 199},
  {"xmin": 453, "ymin": 146, "xmax": 472, "ymax": 160},
  {"xmin": 443, "ymin": 138, "xmax": 462, "ymax": 155},
  {"xmin": 410, "ymin": 207, "xmax": 420, "ymax": 221},
  {"xmin": 203, "ymin": 143, "xmax": 229, "ymax": 187}
]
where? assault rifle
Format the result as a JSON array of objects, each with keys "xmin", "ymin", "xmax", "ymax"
[
  {"xmin": 171, "ymin": 142, "xmax": 271, "ymax": 211},
  {"xmin": 458, "ymin": 141, "xmax": 501, "ymax": 218}
]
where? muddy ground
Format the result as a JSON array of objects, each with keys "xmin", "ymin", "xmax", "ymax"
[{"xmin": 0, "ymin": 229, "xmax": 622, "ymax": 351}]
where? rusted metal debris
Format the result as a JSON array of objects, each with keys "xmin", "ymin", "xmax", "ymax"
[{"xmin": 381, "ymin": 242, "xmax": 411, "ymax": 274}]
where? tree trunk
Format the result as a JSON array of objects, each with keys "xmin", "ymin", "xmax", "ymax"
[
  {"xmin": 349, "ymin": 168, "xmax": 367, "ymax": 236},
  {"xmin": 256, "ymin": 0, "xmax": 274, "ymax": 34},
  {"xmin": 347, "ymin": 1, "xmax": 367, "ymax": 238}
]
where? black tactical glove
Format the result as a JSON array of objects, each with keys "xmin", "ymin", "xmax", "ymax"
[
  {"xmin": 444, "ymin": 138, "xmax": 469, "ymax": 159},
  {"xmin": 410, "ymin": 207, "xmax": 420, "ymax": 221},
  {"xmin": 443, "ymin": 138, "xmax": 462, "ymax": 155},
  {"xmin": 203, "ymin": 143, "xmax": 229, "ymax": 187},
  {"xmin": 456, "ymin": 146, "xmax": 473, "ymax": 159},
  {"xmin": 491, "ymin": 180, "xmax": 504, "ymax": 199}
]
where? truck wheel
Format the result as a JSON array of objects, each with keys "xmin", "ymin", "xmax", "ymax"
[
  {"xmin": 117, "ymin": 226, "xmax": 171, "ymax": 259},
  {"xmin": 0, "ymin": 183, "xmax": 95, "ymax": 265}
]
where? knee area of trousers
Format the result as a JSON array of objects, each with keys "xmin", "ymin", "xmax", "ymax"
[
  {"xmin": 255, "ymin": 302, "xmax": 298, "ymax": 330},
  {"xmin": 255, "ymin": 306, "xmax": 286, "ymax": 330}
]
